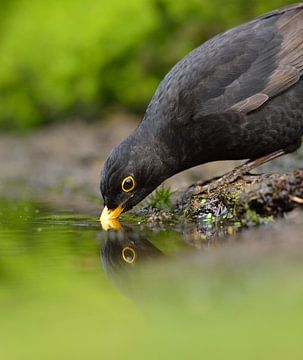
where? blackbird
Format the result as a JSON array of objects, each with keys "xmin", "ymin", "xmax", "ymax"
[{"xmin": 100, "ymin": 4, "xmax": 303, "ymax": 220}]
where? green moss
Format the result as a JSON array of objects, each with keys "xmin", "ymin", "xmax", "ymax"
[
  {"xmin": 203, "ymin": 212, "xmax": 216, "ymax": 225},
  {"xmin": 148, "ymin": 185, "xmax": 174, "ymax": 210},
  {"xmin": 120, "ymin": 212, "xmax": 146, "ymax": 225}
]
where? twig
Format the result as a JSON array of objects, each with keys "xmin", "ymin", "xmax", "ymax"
[{"xmin": 289, "ymin": 195, "xmax": 303, "ymax": 204}]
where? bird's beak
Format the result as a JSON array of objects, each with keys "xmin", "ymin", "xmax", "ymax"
[
  {"xmin": 100, "ymin": 204, "xmax": 124, "ymax": 220},
  {"xmin": 100, "ymin": 204, "xmax": 124, "ymax": 231}
]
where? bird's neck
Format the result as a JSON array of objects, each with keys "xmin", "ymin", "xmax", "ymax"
[
  {"xmin": 133, "ymin": 120, "xmax": 204, "ymax": 180},
  {"xmin": 130, "ymin": 122, "xmax": 177, "ymax": 179}
]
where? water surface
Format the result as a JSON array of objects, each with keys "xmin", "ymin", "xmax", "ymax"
[{"xmin": 0, "ymin": 199, "xmax": 303, "ymax": 360}]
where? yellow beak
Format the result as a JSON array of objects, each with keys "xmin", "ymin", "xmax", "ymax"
[{"xmin": 100, "ymin": 205, "xmax": 124, "ymax": 231}]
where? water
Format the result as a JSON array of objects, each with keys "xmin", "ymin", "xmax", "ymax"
[{"xmin": 0, "ymin": 199, "xmax": 303, "ymax": 360}]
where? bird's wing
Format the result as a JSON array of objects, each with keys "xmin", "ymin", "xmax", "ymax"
[{"xmin": 191, "ymin": 4, "xmax": 303, "ymax": 116}]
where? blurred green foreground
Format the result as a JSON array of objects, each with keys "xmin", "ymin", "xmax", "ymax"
[
  {"xmin": 0, "ymin": 0, "xmax": 295, "ymax": 130},
  {"xmin": 0, "ymin": 200, "xmax": 303, "ymax": 360}
]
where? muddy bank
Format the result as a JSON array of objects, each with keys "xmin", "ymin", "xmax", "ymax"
[
  {"xmin": 132, "ymin": 169, "xmax": 303, "ymax": 244},
  {"xmin": 0, "ymin": 114, "xmax": 137, "ymax": 212}
]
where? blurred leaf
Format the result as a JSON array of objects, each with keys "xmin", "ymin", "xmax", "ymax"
[{"xmin": 0, "ymin": 0, "xmax": 296, "ymax": 130}]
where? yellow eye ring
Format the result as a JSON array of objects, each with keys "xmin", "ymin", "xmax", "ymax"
[
  {"xmin": 122, "ymin": 246, "xmax": 136, "ymax": 264},
  {"xmin": 121, "ymin": 176, "xmax": 136, "ymax": 192}
]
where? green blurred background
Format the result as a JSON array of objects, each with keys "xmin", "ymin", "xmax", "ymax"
[{"xmin": 0, "ymin": 0, "xmax": 295, "ymax": 131}]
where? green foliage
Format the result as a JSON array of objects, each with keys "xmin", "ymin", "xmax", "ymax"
[
  {"xmin": 149, "ymin": 185, "xmax": 173, "ymax": 209},
  {"xmin": 0, "ymin": 0, "xmax": 296, "ymax": 130}
]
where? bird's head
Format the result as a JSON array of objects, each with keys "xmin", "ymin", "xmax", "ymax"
[{"xmin": 100, "ymin": 131, "xmax": 170, "ymax": 221}]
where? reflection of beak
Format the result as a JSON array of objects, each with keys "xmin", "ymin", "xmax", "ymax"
[
  {"xmin": 100, "ymin": 205, "xmax": 123, "ymax": 231},
  {"xmin": 100, "ymin": 217, "xmax": 121, "ymax": 231}
]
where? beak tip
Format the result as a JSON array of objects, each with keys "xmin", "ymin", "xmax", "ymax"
[
  {"xmin": 100, "ymin": 205, "xmax": 123, "ymax": 231},
  {"xmin": 100, "ymin": 206, "xmax": 109, "ymax": 222}
]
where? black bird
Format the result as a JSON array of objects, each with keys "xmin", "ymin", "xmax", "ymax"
[{"xmin": 100, "ymin": 4, "xmax": 303, "ymax": 220}]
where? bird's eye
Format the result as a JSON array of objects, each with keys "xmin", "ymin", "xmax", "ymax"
[
  {"xmin": 121, "ymin": 176, "xmax": 135, "ymax": 192},
  {"xmin": 122, "ymin": 246, "xmax": 136, "ymax": 264}
]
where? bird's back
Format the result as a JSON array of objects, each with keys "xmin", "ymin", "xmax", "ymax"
[{"xmin": 145, "ymin": 3, "xmax": 303, "ymax": 125}]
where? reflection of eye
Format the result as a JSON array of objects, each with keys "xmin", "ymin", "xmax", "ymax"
[
  {"xmin": 122, "ymin": 246, "xmax": 136, "ymax": 264},
  {"xmin": 122, "ymin": 176, "xmax": 135, "ymax": 192}
]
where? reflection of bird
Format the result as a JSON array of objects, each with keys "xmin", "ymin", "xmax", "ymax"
[
  {"xmin": 100, "ymin": 227, "xmax": 164, "ymax": 298},
  {"xmin": 100, "ymin": 4, "xmax": 303, "ymax": 218},
  {"xmin": 101, "ymin": 227, "xmax": 163, "ymax": 278}
]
